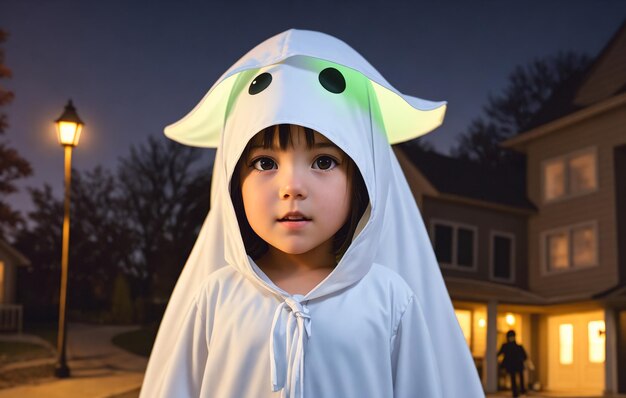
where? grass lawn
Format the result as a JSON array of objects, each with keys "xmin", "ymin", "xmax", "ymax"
[
  {"xmin": 0, "ymin": 341, "xmax": 54, "ymax": 366},
  {"xmin": 0, "ymin": 363, "xmax": 55, "ymax": 390},
  {"xmin": 111, "ymin": 324, "xmax": 158, "ymax": 357},
  {"xmin": 23, "ymin": 322, "xmax": 58, "ymax": 347}
]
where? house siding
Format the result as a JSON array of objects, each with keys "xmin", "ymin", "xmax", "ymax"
[
  {"xmin": 526, "ymin": 105, "xmax": 626, "ymax": 297},
  {"xmin": 422, "ymin": 196, "xmax": 528, "ymax": 288},
  {"xmin": 615, "ymin": 144, "xmax": 626, "ymax": 284}
]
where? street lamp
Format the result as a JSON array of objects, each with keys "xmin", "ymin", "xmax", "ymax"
[{"xmin": 54, "ymin": 99, "xmax": 83, "ymax": 378}]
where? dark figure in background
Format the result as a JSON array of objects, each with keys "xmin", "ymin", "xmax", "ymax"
[{"xmin": 498, "ymin": 330, "xmax": 528, "ymax": 397}]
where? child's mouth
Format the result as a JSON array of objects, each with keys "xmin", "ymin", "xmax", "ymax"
[
  {"xmin": 278, "ymin": 211, "xmax": 311, "ymax": 222},
  {"xmin": 278, "ymin": 217, "xmax": 312, "ymax": 222}
]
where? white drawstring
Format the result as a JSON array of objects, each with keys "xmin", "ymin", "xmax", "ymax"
[{"xmin": 269, "ymin": 296, "xmax": 312, "ymax": 398}]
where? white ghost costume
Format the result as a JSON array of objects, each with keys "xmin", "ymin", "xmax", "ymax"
[{"xmin": 140, "ymin": 29, "xmax": 484, "ymax": 398}]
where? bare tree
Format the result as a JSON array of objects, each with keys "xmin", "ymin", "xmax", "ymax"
[
  {"xmin": 14, "ymin": 167, "xmax": 137, "ymax": 316},
  {"xmin": 398, "ymin": 136, "xmax": 436, "ymax": 156},
  {"xmin": 15, "ymin": 135, "xmax": 211, "ymax": 320},
  {"xmin": 451, "ymin": 51, "xmax": 591, "ymax": 167},
  {"xmin": 0, "ymin": 29, "xmax": 33, "ymax": 239},
  {"xmin": 117, "ymin": 135, "xmax": 210, "ymax": 299}
]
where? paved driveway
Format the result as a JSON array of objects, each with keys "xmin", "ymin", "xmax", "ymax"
[{"xmin": 0, "ymin": 323, "xmax": 147, "ymax": 398}]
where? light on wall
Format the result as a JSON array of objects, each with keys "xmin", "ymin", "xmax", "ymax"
[{"xmin": 505, "ymin": 313, "xmax": 516, "ymax": 326}]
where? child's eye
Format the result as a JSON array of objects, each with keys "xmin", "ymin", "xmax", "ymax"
[
  {"xmin": 252, "ymin": 157, "xmax": 277, "ymax": 171},
  {"xmin": 312, "ymin": 156, "xmax": 338, "ymax": 171}
]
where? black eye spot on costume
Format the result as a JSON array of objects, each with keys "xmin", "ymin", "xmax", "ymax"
[
  {"xmin": 249, "ymin": 73, "xmax": 272, "ymax": 95},
  {"xmin": 318, "ymin": 67, "xmax": 346, "ymax": 94}
]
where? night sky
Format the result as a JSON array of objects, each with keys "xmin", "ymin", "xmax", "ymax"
[{"xmin": 1, "ymin": 0, "xmax": 625, "ymax": 215}]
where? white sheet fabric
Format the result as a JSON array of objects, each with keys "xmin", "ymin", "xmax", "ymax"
[
  {"xmin": 158, "ymin": 264, "xmax": 442, "ymax": 398},
  {"xmin": 141, "ymin": 29, "xmax": 484, "ymax": 398}
]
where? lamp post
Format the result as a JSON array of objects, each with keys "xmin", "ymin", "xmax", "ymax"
[{"xmin": 54, "ymin": 99, "xmax": 83, "ymax": 378}]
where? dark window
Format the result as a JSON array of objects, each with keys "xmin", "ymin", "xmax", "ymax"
[
  {"xmin": 457, "ymin": 228, "xmax": 474, "ymax": 267},
  {"xmin": 434, "ymin": 224, "xmax": 453, "ymax": 264},
  {"xmin": 493, "ymin": 235, "xmax": 512, "ymax": 279}
]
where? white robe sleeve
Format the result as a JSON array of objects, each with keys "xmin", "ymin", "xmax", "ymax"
[
  {"xmin": 391, "ymin": 295, "xmax": 443, "ymax": 398},
  {"xmin": 156, "ymin": 294, "xmax": 209, "ymax": 397}
]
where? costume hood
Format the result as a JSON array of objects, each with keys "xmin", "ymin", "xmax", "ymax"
[
  {"xmin": 142, "ymin": 29, "xmax": 483, "ymax": 397},
  {"xmin": 164, "ymin": 29, "xmax": 445, "ymax": 147}
]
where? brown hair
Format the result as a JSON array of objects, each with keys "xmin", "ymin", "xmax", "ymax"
[{"xmin": 230, "ymin": 124, "xmax": 369, "ymax": 260}]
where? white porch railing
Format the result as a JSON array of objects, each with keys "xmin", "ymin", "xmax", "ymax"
[{"xmin": 0, "ymin": 304, "xmax": 23, "ymax": 333}]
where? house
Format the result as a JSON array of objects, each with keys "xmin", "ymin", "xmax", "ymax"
[
  {"xmin": 396, "ymin": 20, "xmax": 626, "ymax": 395},
  {"xmin": 394, "ymin": 147, "xmax": 540, "ymax": 392},
  {"xmin": 502, "ymin": 19, "xmax": 626, "ymax": 395},
  {"xmin": 0, "ymin": 238, "xmax": 30, "ymax": 332}
]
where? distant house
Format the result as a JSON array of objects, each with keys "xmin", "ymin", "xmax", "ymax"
[
  {"xmin": 396, "ymin": 21, "xmax": 626, "ymax": 395},
  {"xmin": 0, "ymin": 238, "xmax": 30, "ymax": 332},
  {"xmin": 394, "ymin": 147, "xmax": 540, "ymax": 392}
]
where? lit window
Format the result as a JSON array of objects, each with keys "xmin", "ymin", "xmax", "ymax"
[
  {"xmin": 545, "ymin": 160, "xmax": 565, "ymax": 201},
  {"xmin": 547, "ymin": 232, "xmax": 569, "ymax": 270},
  {"xmin": 588, "ymin": 321, "xmax": 605, "ymax": 363},
  {"xmin": 543, "ymin": 148, "xmax": 597, "ymax": 201},
  {"xmin": 572, "ymin": 225, "xmax": 596, "ymax": 267},
  {"xmin": 569, "ymin": 153, "xmax": 597, "ymax": 193},
  {"xmin": 454, "ymin": 309, "xmax": 472, "ymax": 347},
  {"xmin": 544, "ymin": 222, "xmax": 598, "ymax": 272},
  {"xmin": 559, "ymin": 324, "xmax": 574, "ymax": 365}
]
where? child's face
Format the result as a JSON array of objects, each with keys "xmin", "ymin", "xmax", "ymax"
[{"xmin": 239, "ymin": 126, "xmax": 351, "ymax": 257}]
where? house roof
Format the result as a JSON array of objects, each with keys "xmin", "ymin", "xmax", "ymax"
[
  {"xmin": 592, "ymin": 283, "xmax": 626, "ymax": 304},
  {"xmin": 397, "ymin": 145, "xmax": 536, "ymax": 211},
  {"xmin": 505, "ymin": 20, "xmax": 626, "ymax": 147},
  {"xmin": 447, "ymin": 277, "xmax": 618, "ymax": 308},
  {"xmin": 445, "ymin": 278, "xmax": 546, "ymax": 305},
  {"xmin": 0, "ymin": 239, "xmax": 31, "ymax": 266}
]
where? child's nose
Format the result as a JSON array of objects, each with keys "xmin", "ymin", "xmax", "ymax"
[{"xmin": 278, "ymin": 167, "xmax": 308, "ymax": 199}]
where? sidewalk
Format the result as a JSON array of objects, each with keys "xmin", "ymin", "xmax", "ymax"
[{"xmin": 0, "ymin": 323, "xmax": 147, "ymax": 398}]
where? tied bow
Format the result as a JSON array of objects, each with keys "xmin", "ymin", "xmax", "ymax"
[{"xmin": 269, "ymin": 296, "xmax": 312, "ymax": 398}]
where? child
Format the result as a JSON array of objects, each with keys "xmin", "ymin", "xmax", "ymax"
[{"xmin": 141, "ymin": 29, "xmax": 484, "ymax": 397}]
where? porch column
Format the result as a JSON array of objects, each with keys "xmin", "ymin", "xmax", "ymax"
[
  {"xmin": 484, "ymin": 299, "xmax": 498, "ymax": 393},
  {"xmin": 605, "ymin": 307, "xmax": 617, "ymax": 394}
]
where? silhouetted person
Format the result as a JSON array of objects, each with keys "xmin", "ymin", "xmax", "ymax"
[{"xmin": 498, "ymin": 330, "xmax": 527, "ymax": 397}]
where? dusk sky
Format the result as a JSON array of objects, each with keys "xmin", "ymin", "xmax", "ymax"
[{"xmin": 1, "ymin": 1, "xmax": 625, "ymax": 216}]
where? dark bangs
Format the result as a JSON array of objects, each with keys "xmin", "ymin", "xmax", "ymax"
[{"xmin": 243, "ymin": 124, "xmax": 316, "ymax": 156}]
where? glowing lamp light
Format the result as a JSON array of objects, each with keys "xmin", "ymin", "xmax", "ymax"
[
  {"xmin": 478, "ymin": 318, "xmax": 486, "ymax": 328},
  {"xmin": 55, "ymin": 100, "xmax": 84, "ymax": 147},
  {"xmin": 505, "ymin": 313, "xmax": 516, "ymax": 326}
]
